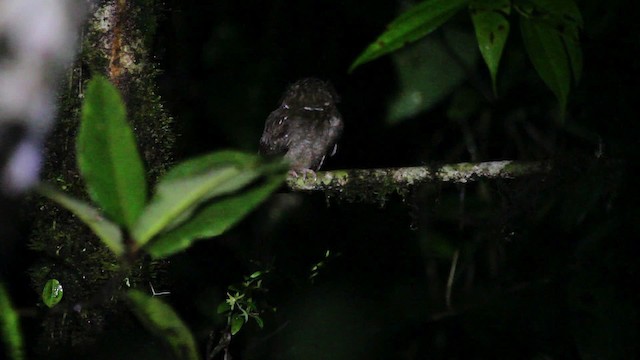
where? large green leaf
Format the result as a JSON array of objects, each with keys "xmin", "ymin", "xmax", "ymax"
[
  {"xmin": 159, "ymin": 150, "xmax": 259, "ymax": 181},
  {"xmin": 516, "ymin": 0, "xmax": 582, "ymax": 83},
  {"xmin": 77, "ymin": 76, "xmax": 147, "ymax": 229},
  {"xmin": 0, "ymin": 282, "xmax": 24, "ymax": 360},
  {"xmin": 36, "ymin": 183, "xmax": 124, "ymax": 256},
  {"xmin": 387, "ymin": 26, "xmax": 479, "ymax": 123},
  {"xmin": 132, "ymin": 151, "xmax": 273, "ymax": 247},
  {"xmin": 349, "ymin": 0, "xmax": 470, "ymax": 72},
  {"xmin": 520, "ymin": 17, "xmax": 571, "ymax": 116},
  {"xmin": 127, "ymin": 290, "xmax": 199, "ymax": 360},
  {"xmin": 564, "ymin": 35, "xmax": 582, "ymax": 83},
  {"xmin": 470, "ymin": 0, "xmax": 510, "ymax": 94},
  {"xmin": 146, "ymin": 174, "xmax": 284, "ymax": 258}
]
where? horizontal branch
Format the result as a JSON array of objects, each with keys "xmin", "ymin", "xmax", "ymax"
[{"xmin": 286, "ymin": 160, "xmax": 550, "ymax": 192}]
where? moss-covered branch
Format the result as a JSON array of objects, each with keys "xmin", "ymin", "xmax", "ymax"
[{"xmin": 287, "ymin": 160, "xmax": 550, "ymax": 192}]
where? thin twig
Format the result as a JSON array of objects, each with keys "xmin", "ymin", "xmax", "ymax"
[{"xmin": 445, "ymin": 249, "xmax": 459, "ymax": 309}]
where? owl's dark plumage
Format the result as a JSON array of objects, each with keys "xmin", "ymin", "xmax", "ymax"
[{"xmin": 259, "ymin": 78, "xmax": 343, "ymax": 171}]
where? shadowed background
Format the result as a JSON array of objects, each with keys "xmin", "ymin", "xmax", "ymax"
[{"xmin": 2, "ymin": 0, "xmax": 639, "ymax": 359}]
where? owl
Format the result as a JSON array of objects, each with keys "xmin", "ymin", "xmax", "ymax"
[{"xmin": 259, "ymin": 78, "xmax": 343, "ymax": 173}]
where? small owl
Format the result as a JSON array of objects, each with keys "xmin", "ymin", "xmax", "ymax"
[{"xmin": 259, "ymin": 78, "xmax": 343, "ymax": 172}]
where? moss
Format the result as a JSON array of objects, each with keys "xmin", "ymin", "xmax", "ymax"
[
  {"xmin": 28, "ymin": 0, "xmax": 175, "ymax": 353},
  {"xmin": 323, "ymin": 170, "xmax": 410, "ymax": 207}
]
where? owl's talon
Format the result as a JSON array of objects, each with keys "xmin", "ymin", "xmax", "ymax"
[
  {"xmin": 289, "ymin": 169, "xmax": 316, "ymax": 181},
  {"xmin": 302, "ymin": 169, "xmax": 317, "ymax": 181}
]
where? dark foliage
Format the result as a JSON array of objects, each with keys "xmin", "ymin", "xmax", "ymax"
[{"xmin": 2, "ymin": 0, "xmax": 639, "ymax": 359}]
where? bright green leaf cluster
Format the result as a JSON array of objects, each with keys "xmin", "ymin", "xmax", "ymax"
[
  {"xmin": 38, "ymin": 75, "xmax": 286, "ymax": 260},
  {"xmin": 350, "ymin": 0, "xmax": 583, "ymax": 116},
  {"xmin": 35, "ymin": 76, "xmax": 286, "ymax": 357}
]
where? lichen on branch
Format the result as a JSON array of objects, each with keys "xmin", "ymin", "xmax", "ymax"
[{"xmin": 287, "ymin": 160, "xmax": 550, "ymax": 193}]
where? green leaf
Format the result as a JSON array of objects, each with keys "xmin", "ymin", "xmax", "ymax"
[
  {"xmin": 36, "ymin": 184, "xmax": 124, "ymax": 256},
  {"xmin": 133, "ymin": 151, "xmax": 277, "ymax": 247},
  {"xmin": 387, "ymin": 26, "xmax": 479, "ymax": 123},
  {"xmin": 516, "ymin": 0, "xmax": 583, "ymax": 115},
  {"xmin": 42, "ymin": 279, "xmax": 63, "ymax": 308},
  {"xmin": 145, "ymin": 174, "xmax": 284, "ymax": 258},
  {"xmin": 230, "ymin": 315, "xmax": 245, "ymax": 335},
  {"xmin": 127, "ymin": 290, "xmax": 199, "ymax": 360},
  {"xmin": 470, "ymin": 0, "xmax": 510, "ymax": 94},
  {"xmin": 253, "ymin": 316, "xmax": 264, "ymax": 329},
  {"xmin": 563, "ymin": 30, "xmax": 582, "ymax": 83},
  {"xmin": 160, "ymin": 150, "xmax": 259, "ymax": 182},
  {"xmin": 0, "ymin": 282, "xmax": 25, "ymax": 360},
  {"xmin": 217, "ymin": 302, "xmax": 231, "ymax": 315},
  {"xmin": 133, "ymin": 166, "xmax": 238, "ymax": 246},
  {"xmin": 349, "ymin": 0, "xmax": 470, "ymax": 72},
  {"xmin": 77, "ymin": 75, "xmax": 147, "ymax": 229},
  {"xmin": 520, "ymin": 17, "xmax": 571, "ymax": 116}
]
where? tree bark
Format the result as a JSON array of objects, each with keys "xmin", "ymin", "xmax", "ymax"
[{"xmin": 28, "ymin": 0, "xmax": 174, "ymax": 352}]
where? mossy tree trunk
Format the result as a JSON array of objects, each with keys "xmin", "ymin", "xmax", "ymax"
[{"xmin": 29, "ymin": 0, "xmax": 174, "ymax": 353}]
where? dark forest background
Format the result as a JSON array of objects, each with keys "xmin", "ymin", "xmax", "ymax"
[{"xmin": 2, "ymin": 0, "xmax": 639, "ymax": 359}]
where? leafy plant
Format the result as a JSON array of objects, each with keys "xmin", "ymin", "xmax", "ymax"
[
  {"xmin": 216, "ymin": 270, "xmax": 269, "ymax": 336},
  {"xmin": 349, "ymin": 0, "xmax": 582, "ymax": 116},
  {"xmin": 207, "ymin": 270, "xmax": 272, "ymax": 358},
  {"xmin": 39, "ymin": 75, "xmax": 286, "ymax": 258},
  {"xmin": 35, "ymin": 75, "xmax": 287, "ymax": 359}
]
